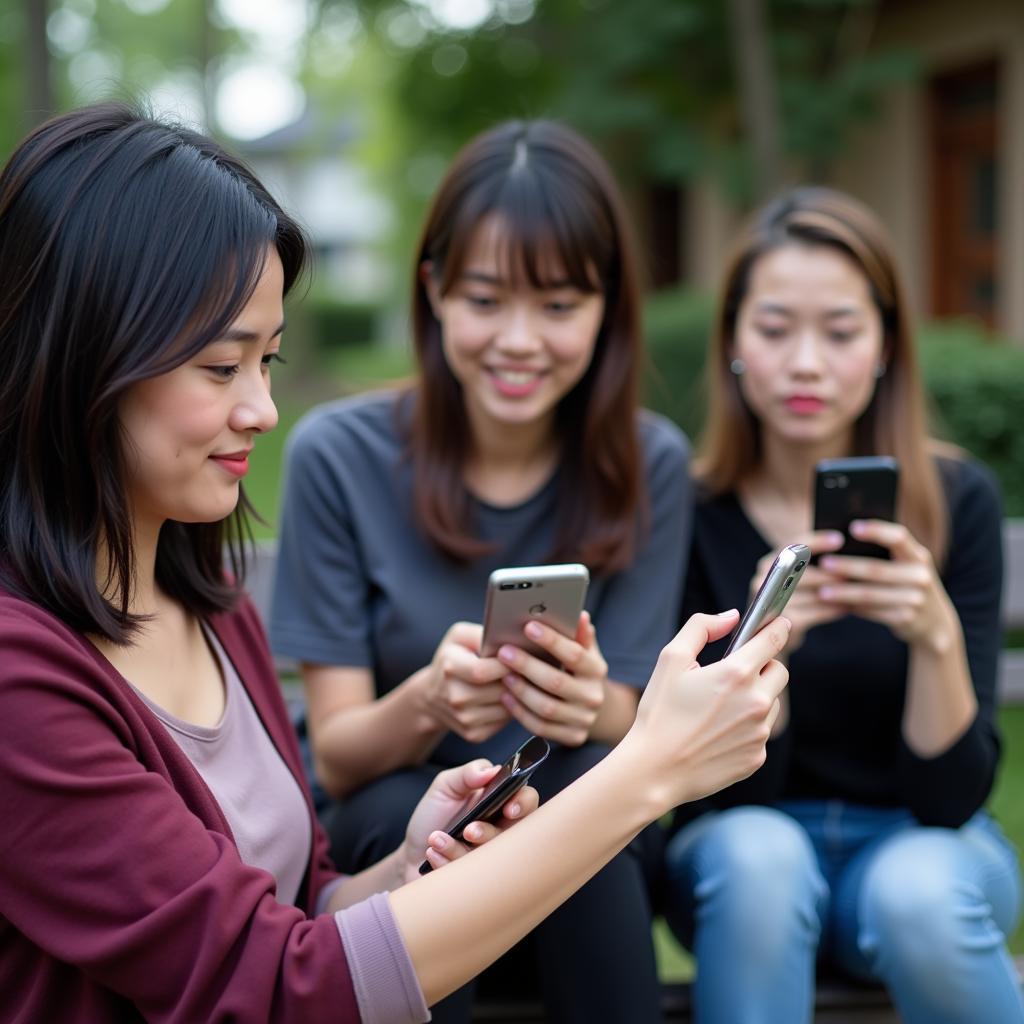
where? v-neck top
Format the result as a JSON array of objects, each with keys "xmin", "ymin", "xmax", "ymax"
[{"xmin": 130, "ymin": 626, "xmax": 312, "ymax": 906}]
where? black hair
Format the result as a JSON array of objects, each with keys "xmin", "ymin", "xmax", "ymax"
[{"xmin": 0, "ymin": 101, "xmax": 308, "ymax": 641}]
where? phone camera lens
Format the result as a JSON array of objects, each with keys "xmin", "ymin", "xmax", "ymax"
[
  {"xmin": 518, "ymin": 581, "xmax": 532, "ymax": 589},
  {"xmin": 783, "ymin": 577, "xmax": 793, "ymax": 589},
  {"xmin": 795, "ymin": 560, "xmax": 806, "ymax": 571}
]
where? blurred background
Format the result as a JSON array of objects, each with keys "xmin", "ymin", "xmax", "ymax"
[{"xmin": 4, "ymin": 0, "xmax": 1024, "ymax": 964}]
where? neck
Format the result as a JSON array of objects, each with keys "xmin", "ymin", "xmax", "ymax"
[
  {"xmin": 753, "ymin": 427, "xmax": 855, "ymax": 503},
  {"xmin": 463, "ymin": 405, "xmax": 559, "ymax": 504}
]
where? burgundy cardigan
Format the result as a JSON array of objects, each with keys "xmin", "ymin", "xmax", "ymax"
[{"xmin": 0, "ymin": 586, "xmax": 361, "ymax": 1023}]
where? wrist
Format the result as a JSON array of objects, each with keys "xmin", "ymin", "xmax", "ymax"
[
  {"xmin": 609, "ymin": 731, "xmax": 675, "ymax": 821},
  {"xmin": 403, "ymin": 668, "xmax": 448, "ymax": 735}
]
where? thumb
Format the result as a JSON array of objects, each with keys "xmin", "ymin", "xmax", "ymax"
[
  {"xmin": 666, "ymin": 610, "xmax": 739, "ymax": 662},
  {"xmin": 437, "ymin": 759, "xmax": 499, "ymax": 800}
]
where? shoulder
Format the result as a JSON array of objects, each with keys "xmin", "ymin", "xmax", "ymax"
[
  {"xmin": 935, "ymin": 451, "xmax": 1003, "ymax": 528},
  {"xmin": 637, "ymin": 409, "xmax": 691, "ymax": 466},
  {"xmin": 0, "ymin": 588, "xmax": 94, "ymax": 676},
  {"xmin": 285, "ymin": 388, "xmax": 407, "ymax": 466}
]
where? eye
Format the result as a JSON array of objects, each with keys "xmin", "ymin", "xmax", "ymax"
[
  {"xmin": 755, "ymin": 324, "xmax": 787, "ymax": 340},
  {"xmin": 466, "ymin": 293, "xmax": 499, "ymax": 310},
  {"xmin": 262, "ymin": 351, "xmax": 287, "ymax": 369},
  {"xmin": 545, "ymin": 300, "xmax": 580, "ymax": 315},
  {"xmin": 828, "ymin": 330, "xmax": 857, "ymax": 343},
  {"xmin": 207, "ymin": 364, "xmax": 240, "ymax": 379}
]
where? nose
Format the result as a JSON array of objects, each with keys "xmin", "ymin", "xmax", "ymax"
[
  {"xmin": 495, "ymin": 303, "xmax": 541, "ymax": 355},
  {"xmin": 230, "ymin": 367, "xmax": 279, "ymax": 435},
  {"xmin": 788, "ymin": 328, "xmax": 826, "ymax": 378}
]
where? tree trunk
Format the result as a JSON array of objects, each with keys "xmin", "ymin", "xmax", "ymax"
[{"xmin": 728, "ymin": 0, "xmax": 783, "ymax": 203}]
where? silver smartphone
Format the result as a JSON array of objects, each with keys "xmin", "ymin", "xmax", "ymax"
[
  {"xmin": 723, "ymin": 543, "xmax": 810, "ymax": 656},
  {"xmin": 481, "ymin": 563, "xmax": 590, "ymax": 666}
]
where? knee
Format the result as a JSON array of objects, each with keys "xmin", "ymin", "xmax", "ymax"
[
  {"xmin": 669, "ymin": 807, "xmax": 824, "ymax": 918},
  {"xmin": 858, "ymin": 830, "xmax": 1001, "ymax": 968}
]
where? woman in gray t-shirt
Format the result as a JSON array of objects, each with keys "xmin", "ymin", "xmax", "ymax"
[{"xmin": 271, "ymin": 119, "xmax": 692, "ymax": 1023}]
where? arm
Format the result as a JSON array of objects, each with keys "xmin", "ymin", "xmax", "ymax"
[
  {"xmin": 389, "ymin": 610, "xmax": 791, "ymax": 1005},
  {"xmin": 818, "ymin": 461, "xmax": 1003, "ymax": 825}
]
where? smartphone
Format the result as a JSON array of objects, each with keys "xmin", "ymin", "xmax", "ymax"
[
  {"xmin": 480, "ymin": 563, "xmax": 590, "ymax": 666},
  {"xmin": 418, "ymin": 735, "xmax": 550, "ymax": 874},
  {"xmin": 813, "ymin": 456, "xmax": 899, "ymax": 559},
  {"xmin": 723, "ymin": 543, "xmax": 810, "ymax": 657}
]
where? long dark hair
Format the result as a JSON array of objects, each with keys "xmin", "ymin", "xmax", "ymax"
[
  {"xmin": 697, "ymin": 186, "xmax": 949, "ymax": 562},
  {"xmin": 0, "ymin": 102, "xmax": 308, "ymax": 641},
  {"xmin": 409, "ymin": 119, "xmax": 646, "ymax": 574}
]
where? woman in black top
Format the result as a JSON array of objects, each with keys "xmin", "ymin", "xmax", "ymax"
[{"xmin": 664, "ymin": 188, "xmax": 1023, "ymax": 1024}]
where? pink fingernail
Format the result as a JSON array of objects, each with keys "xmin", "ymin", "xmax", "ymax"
[{"xmin": 525, "ymin": 621, "xmax": 542, "ymax": 639}]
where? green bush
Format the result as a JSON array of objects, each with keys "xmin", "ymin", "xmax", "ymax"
[
  {"xmin": 304, "ymin": 291, "xmax": 381, "ymax": 349},
  {"xmin": 642, "ymin": 289, "xmax": 1024, "ymax": 516}
]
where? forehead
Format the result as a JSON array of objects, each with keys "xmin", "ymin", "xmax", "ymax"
[
  {"xmin": 746, "ymin": 244, "xmax": 873, "ymax": 311},
  {"xmin": 458, "ymin": 213, "xmax": 571, "ymax": 285}
]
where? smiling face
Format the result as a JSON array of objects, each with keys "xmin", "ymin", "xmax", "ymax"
[
  {"xmin": 427, "ymin": 215, "xmax": 606, "ymax": 440},
  {"xmin": 731, "ymin": 243, "xmax": 885, "ymax": 453},
  {"xmin": 118, "ymin": 249, "xmax": 285, "ymax": 532}
]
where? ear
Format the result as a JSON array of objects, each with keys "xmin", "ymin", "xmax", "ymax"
[{"xmin": 420, "ymin": 260, "xmax": 442, "ymax": 320}]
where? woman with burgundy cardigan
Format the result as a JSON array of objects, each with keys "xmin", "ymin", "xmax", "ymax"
[{"xmin": 0, "ymin": 103, "xmax": 790, "ymax": 1023}]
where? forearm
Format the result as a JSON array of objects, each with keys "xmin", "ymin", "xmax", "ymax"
[
  {"xmin": 313, "ymin": 672, "xmax": 446, "ymax": 797},
  {"xmin": 327, "ymin": 849, "xmax": 406, "ymax": 910},
  {"xmin": 589, "ymin": 678, "xmax": 640, "ymax": 745},
  {"xmin": 388, "ymin": 737, "xmax": 660, "ymax": 1006},
  {"xmin": 902, "ymin": 620, "xmax": 978, "ymax": 758}
]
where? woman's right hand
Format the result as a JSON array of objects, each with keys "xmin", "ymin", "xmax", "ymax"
[
  {"xmin": 749, "ymin": 531, "xmax": 846, "ymax": 654},
  {"xmin": 626, "ymin": 610, "xmax": 791, "ymax": 810},
  {"xmin": 417, "ymin": 622, "xmax": 511, "ymax": 743}
]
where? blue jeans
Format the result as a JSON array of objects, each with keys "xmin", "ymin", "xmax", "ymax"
[{"xmin": 665, "ymin": 802, "xmax": 1024, "ymax": 1024}]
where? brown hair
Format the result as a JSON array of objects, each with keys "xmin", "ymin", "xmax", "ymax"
[
  {"xmin": 407, "ymin": 120, "xmax": 646, "ymax": 574},
  {"xmin": 697, "ymin": 186, "xmax": 951, "ymax": 563}
]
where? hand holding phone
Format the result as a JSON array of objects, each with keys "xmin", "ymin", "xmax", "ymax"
[
  {"xmin": 724, "ymin": 543, "xmax": 810, "ymax": 657},
  {"xmin": 814, "ymin": 456, "xmax": 899, "ymax": 559},
  {"xmin": 419, "ymin": 735, "xmax": 550, "ymax": 874},
  {"xmin": 481, "ymin": 564, "xmax": 590, "ymax": 667}
]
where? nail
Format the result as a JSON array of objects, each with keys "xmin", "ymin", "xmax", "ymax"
[
  {"xmin": 524, "ymin": 621, "xmax": 542, "ymax": 639},
  {"xmin": 507, "ymin": 802, "xmax": 521, "ymax": 818},
  {"xmin": 498, "ymin": 646, "xmax": 516, "ymax": 664},
  {"xmin": 464, "ymin": 823, "xmax": 481, "ymax": 840},
  {"xmin": 430, "ymin": 833, "xmax": 448, "ymax": 850}
]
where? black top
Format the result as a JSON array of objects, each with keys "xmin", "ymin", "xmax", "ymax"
[{"xmin": 673, "ymin": 456, "xmax": 1004, "ymax": 831}]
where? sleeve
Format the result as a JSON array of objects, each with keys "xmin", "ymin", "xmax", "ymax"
[
  {"xmin": 896, "ymin": 459, "xmax": 1004, "ymax": 827},
  {"xmin": 269, "ymin": 410, "xmax": 375, "ymax": 668},
  {"xmin": 0, "ymin": 626, "xmax": 363, "ymax": 1023},
  {"xmin": 590, "ymin": 416, "xmax": 692, "ymax": 687}
]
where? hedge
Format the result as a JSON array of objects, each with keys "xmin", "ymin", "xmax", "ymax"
[{"xmin": 641, "ymin": 289, "xmax": 1024, "ymax": 516}]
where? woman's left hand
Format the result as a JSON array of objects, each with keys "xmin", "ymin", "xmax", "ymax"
[
  {"xmin": 495, "ymin": 612, "xmax": 608, "ymax": 746},
  {"xmin": 817, "ymin": 519, "xmax": 960, "ymax": 650},
  {"xmin": 399, "ymin": 760, "xmax": 539, "ymax": 882}
]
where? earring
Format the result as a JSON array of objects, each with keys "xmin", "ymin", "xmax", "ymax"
[
  {"xmin": 730, "ymin": 358, "xmax": 746, "ymax": 376},
  {"xmin": 873, "ymin": 362, "xmax": 887, "ymax": 378}
]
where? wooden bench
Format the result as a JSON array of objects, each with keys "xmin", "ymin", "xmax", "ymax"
[{"xmin": 243, "ymin": 521, "xmax": 1024, "ymax": 1021}]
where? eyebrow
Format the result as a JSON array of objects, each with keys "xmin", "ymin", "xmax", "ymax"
[
  {"xmin": 460, "ymin": 271, "xmax": 575, "ymax": 290},
  {"xmin": 753, "ymin": 302, "xmax": 862, "ymax": 319},
  {"xmin": 220, "ymin": 321, "xmax": 287, "ymax": 342}
]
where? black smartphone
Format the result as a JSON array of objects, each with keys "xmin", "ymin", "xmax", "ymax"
[
  {"xmin": 723, "ymin": 543, "xmax": 810, "ymax": 657},
  {"xmin": 418, "ymin": 735, "xmax": 551, "ymax": 875},
  {"xmin": 481, "ymin": 564, "xmax": 590, "ymax": 667},
  {"xmin": 813, "ymin": 456, "xmax": 899, "ymax": 559}
]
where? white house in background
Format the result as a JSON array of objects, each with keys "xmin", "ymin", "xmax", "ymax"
[{"xmin": 235, "ymin": 109, "xmax": 393, "ymax": 299}]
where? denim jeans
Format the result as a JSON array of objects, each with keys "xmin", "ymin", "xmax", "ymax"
[{"xmin": 665, "ymin": 802, "xmax": 1024, "ymax": 1024}]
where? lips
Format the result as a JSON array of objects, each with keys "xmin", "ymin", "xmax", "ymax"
[
  {"xmin": 486, "ymin": 366, "xmax": 546, "ymax": 398},
  {"xmin": 209, "ymin": 449, "xmax": 252, "ymax": 478},
  {"xmin": 783, "ymin": 395, "xmax": 826, "ymax": 415}
]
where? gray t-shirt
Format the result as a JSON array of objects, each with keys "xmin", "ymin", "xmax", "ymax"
[{"xmin": 270, "ymin": 389, "xmax": 692, "ymax": 766}]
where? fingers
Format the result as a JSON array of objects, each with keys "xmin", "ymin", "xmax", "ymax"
[
  {"xmin": 805, "ymin": 529, "xmax": 847, "ymax": 554},
  {"xmin": 500, "ymin": 673, "xmax": 597, "ymax": 729},
  {"xmin": 668, "ymin": 610, "xmax": 740, "ymax": 663},
  {"xmin": 819, "ymin": 554, "xmax": 931, "ymax": 585},
  {"xmin": 847, "ymin": 520, "xmax": 924, "ymax": 561},
  {"xmin": 819, "ymin": 583, "xmax": 924, "ymax": 608},
  {"xmin": 442, "ymin": 643, "xmax": 507, "ymax": 685},
  {"xmin": 728, "ymin": 616, "xmax": 792, "ymax": 675},
  {"xmin": 497, "ymin": 641, "xmax": 604, "ymax": 703},
  {"xmin": 443, "ymin": 621, "xmax": 485, "ymax": 653},
  {"xmin": 500, "ymin": 690, "xmax": 591, "ymax": 746},
  {"xmin": 512, "ymin": 620, "xmax": 606, "ymax": 679}
]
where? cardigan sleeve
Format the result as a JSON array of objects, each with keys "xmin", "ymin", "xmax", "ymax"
[
  {"xmin": 896, "ymin": 459, "xmax": 1005, "ymax": 827},
  {"xmin": 0, "ymin": 606, "xmax": 366, "ymax": 1024}
]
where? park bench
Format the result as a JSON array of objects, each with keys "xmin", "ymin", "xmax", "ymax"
[{"xmin": 244, "ymin": 519, "xmax": 1024, "ymax": 1022}]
